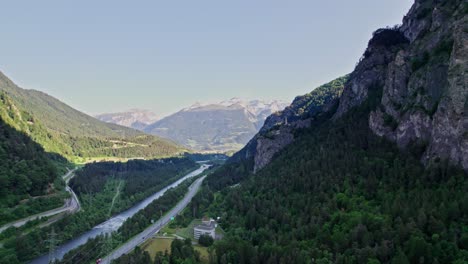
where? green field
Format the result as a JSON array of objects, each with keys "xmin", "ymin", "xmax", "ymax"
[
  {"xmin": 142, "ymin": 237, "xmax": 210, "ymax": 263},
  {"xmin": 142, "ymin": 237, "xmax": 174, "ymax": 259},
  {"xmin": 194, "ymin": 244, "xmax": 209, "ymax": 262},
  {"xmin": 176, "ymin": 219, "xmax": 202, "ymax": 239}
]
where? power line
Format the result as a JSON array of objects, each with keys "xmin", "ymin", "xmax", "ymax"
[
  {"xmin": 46, "ymin": 228, "xmax": 60, "ymax": 263},
  {"xmin": 63, "ymin": 239, "xmax": 104, "ymax": 264}
]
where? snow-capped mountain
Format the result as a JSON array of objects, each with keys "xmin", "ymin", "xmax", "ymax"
[{"xmin": 144, "ymin": 98, "xmax": 288, "ymax": 152}]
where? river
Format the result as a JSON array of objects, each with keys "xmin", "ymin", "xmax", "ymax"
[{"xmin": 30, "ymin": 164, "xmax": 209, "ymax": 264}]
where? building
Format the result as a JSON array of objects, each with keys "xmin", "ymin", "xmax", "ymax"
[{"xmin": 193, "ymin": 217, "xmax": 217, "ymax": 240}]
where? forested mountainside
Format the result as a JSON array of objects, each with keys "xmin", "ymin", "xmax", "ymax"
[
  {"xmin": 231, "ymin": 75, "xmax": 348, "ymax": 171},
  {"xmin": 0, "ymin": 72, "xmax": 185, "ymax": 161},
  {"xmin": 193, "ymin": 0, "xmax": 468, "ymax": 263},
  {"xmin": 0, "ymin": 116, "xmax": 66, "ymax": 225},
  {"xmin": 204, "ymin": 88, "xmax": 468, "ymax": 263},
  {"xmin": 234, "ymin": 0, "xmax": 467, "ymax": 173}
]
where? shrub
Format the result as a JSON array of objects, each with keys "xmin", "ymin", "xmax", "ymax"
[
  {"xmin": 198, "ymin": 234, "xmax": 214, "ymax": 246},
  {"xmin": 370, "ymin": 27, "xmax": 409, "ymax": 46}
]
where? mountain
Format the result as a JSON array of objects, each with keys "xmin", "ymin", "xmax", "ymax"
[
  {"xmin": 95, "ymin": 109, "xmax": 159, "ymax": 130},
  {"xmin": 144, "ymin": 98, "xmax": 288, "ymax": 152},
  {"xmin": 196, "ymin": 0, "xmax": 468, "ymax": 263},
  {"xmin": 0, "ymin": 71, "xmax": 185, "ymax": 162},
  {"xmin": 234, "ymin": 0, "xmax": 467, "ymax": 173},
  {"xmin": 0, "ymin": 116, "xmax": 65, "ymax": 225},
  {"xmin": 232, "ymin": 76, "xmax": 348, "ymax": 171},
  {"xmin": 219, "ymin": 97, "xmax": 289, "ymax": 129}
]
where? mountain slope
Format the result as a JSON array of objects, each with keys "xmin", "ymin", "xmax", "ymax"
[
  {"xmin": 233, "ymin": 0, "xmax": 467, "ymax": 172},
  {"xmin": 144, "ymin": 99, "xmax": 288, "ymax": 153},
  {"xmin": 205, "ymin": 86, "xmax": 468, "ymax": 263},
  {"xmin": 0, "ymin": 115, "xmax": 66, "ymax": 225},
  {"xmin": 0, "ymin": 72, "xmax": 185, "ymax": 161},
  {"xmin": 336, "ymin": 0, "xmax": 467, "ymax": 170},
  {"xmin": 231, "ymin": 76, "xmax": 348, "ymax": 171},
  {"xmin": 95, "ymin": 109, "xmax": 158, "ymax": 130},
  {"xmin": 196, "ymin": 0, "xmax": 467, "ymax": 263}
]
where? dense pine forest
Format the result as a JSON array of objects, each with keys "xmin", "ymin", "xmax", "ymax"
[
  {"xmin": 0, "ymin": 116, "xmax": 68, "ymax": 225},
  {"xmin": 105, "ymin": 87, "xmax": 468, "ymax": 264},
  {"xmin": 199, "ymin": 87, "xmax": 468, "ymax": 263},
  {"xmin": 70, "ymin": 158, "xmax": 197, "ymax": 205}
]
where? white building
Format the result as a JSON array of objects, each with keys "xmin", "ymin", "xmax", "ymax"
[{"xmin": 194, "ymin": 218, "xmax": 217, "ymax": 240}]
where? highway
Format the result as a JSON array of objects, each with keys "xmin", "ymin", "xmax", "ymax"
[
  {"xmin": 0, "ymin": 168, "xmax": 80, "ymax": 233},
  {"xmin": 101, "ymin": 175, "xmax": 207, "ymax": 263},
  {"xmin": 30, "ymin": 164, "xmax": 209, "ymax": 264}
]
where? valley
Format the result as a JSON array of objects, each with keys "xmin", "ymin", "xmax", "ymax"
[
  {"xmin": 0, "ymin": 73, "xmax": 186, "ymax": 162},
  {"xmin": 29, "ymin": 164, "xmax": 209, "ymax": 264},
  {"xmin": 0, "ymin": 157, "xmax": 205, "ymax": 263},
  {"xmin": 98, "ymin": 98, "xmax": 288, "ymax": 153},
  {"xmin": 102, "ymin": 174, "xmax": 208, "ymax": 264},
  {"xmin": 0, "ymin": 0, "xmax": 466, "ymax": 263}
]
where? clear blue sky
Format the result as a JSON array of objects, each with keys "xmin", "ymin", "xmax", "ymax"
[{"xmin": 0, "ymin": 0, "xmax": 413, "ymax": 117}]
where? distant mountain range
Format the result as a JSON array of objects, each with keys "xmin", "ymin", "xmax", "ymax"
[
  {"xmin": 143, "ymin": 98, "xmax": 288, "ymax": 153},
  {"xmin": 0, "ymin": 71, "xmax": 185, "ymax": 162},
  {"xmin": 98, "ymin": 98, "xmax": 288, "ymax": 153},
  {"xmin": 95, "ymin": 109, "xmax": 159, "ymax": 130}
]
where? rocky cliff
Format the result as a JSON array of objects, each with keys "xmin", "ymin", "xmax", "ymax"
[
  {"xmin": 232, "ymin": 76, "xmax": 348, "ymax": 172},
  {"xmin": 344, "ymin": 0, "xmax": 467, "ymax": 170},
  {"xmin": 235, "ymin": 0, "xmax": 467, "ymax": 172}
]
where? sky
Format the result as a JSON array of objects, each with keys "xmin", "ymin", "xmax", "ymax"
[{"xmin": 0, "ymin": 0, "xmax": 413, "ymax": 117}]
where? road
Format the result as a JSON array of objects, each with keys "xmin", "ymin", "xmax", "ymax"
[
  {"xmin": 30, "ymin": 165, "xmax": 209, "ymax": 264},
  {"xmin": 101, "ymin": 175, "xmax": 207, "ymax": 263},
  {"xmin": 0, "ymin": 168, "xmax": 81, "ymax": 233}
]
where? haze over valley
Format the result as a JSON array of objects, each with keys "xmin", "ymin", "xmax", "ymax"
[{"xmin": 96, "ymin": 98, "xmax": 288, "ymax": 152}]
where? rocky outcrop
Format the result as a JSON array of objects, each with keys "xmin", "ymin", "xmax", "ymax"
[
  {"xmin": 232, "ymin": 76, "xmax": 347, "ymax": 172},
  {"xmin": 254, "ymin": 127, "xmax": 294, "ymax": 173},
  {"xmin": 334, "ymin": 38, "xmax": 405, "ymax": 118},
  {"xmin": 234, "ymin": 0, "xmax": 467, "ymax": 172},
  {"xmin": 351, "ymin": 0, "xmax": 467, "ymax": 170}
]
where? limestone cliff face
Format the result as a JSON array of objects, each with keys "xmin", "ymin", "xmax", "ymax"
[
  {"xmin": 362, "ymin": 0, "xmax": 467, "ymax": 170},
  {"xmin": 234, "ymin": 0, "xmax": 467, "ymax": 172},
  {"xmin": 232, "ymin": 76, "xmax": 347, "ymax": 172}
]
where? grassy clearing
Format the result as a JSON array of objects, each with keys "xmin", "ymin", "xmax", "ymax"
[
  {"xmin": 159, "ymin": 225, "xmax": 177, "ymax": 236},
  {"xmin": 193, "ymin": 244, "xmax": 209, "ymax": 263},
  {"xmin": 176, "ymin": 219, "xmax": 202, "ymax": 239},
  {"xmin": 142, "ymin": 237, "xmax": 210, "ymax": 263},
  {"xmin": 142, "ymin": 237, "xmax": 174, "ymax": 259}
]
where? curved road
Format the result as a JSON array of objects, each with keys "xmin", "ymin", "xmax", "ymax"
[
  {"xmin": 0, "ymin": 169, "xmax": 80, "ymax": 233},
  {"xmin": 30, "ymin": 165, "xmax": 209, "ymax": 264},
  {"xmin": 102, "ymin": 175, "xmax": 207, "ymax": 263}
]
